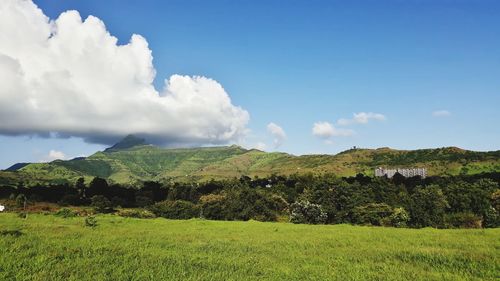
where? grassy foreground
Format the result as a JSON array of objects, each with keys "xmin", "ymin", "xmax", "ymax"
[{"xmin": 0, "ymin": 214, "xmax": 498, "ymax": 281}]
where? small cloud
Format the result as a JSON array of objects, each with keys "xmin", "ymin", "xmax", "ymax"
[
  {"xmin": 324, "ymin": 139, "xmax": 334, "ymax": 145},
  {"xmin": 312, "ymin": 121, "xmax": 354, "ymax": 141},
  {"xmin": 337, "ymin": 112, "xmax": 386, "ymax": 126},
  {"xmin": 432, "ymin": 110, "xmax": 451, "ymax": 117},
  {"xmin": 267, "ymin": 122, "xmax": 286, "ymax": 148},
  {"xmin": 254, "ymin": 142, "xmax": 267, "ymax": 151},
  {"xmin": 41, "ymin": 150, "xmax": 66, "ymax": 162}
]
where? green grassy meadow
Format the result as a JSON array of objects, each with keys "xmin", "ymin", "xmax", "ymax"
[{"xmin": 0, "ymin": 214, "xmax": 498, "ymax": 280}]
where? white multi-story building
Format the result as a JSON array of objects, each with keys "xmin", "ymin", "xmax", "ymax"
[{"xmin": 375, "ymin": 167, "xmax": 427, "ymax": 178}]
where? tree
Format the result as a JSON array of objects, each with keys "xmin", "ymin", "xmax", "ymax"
[
  {"xmin": 388, "ymin": 207, "xmax": 410, "ymax": 227},
  {"xmin": 75, "ymin": 177, "xmax": 86, "ymax": 199},
  {"xmin": 199, "ymin": 193, "xmax": 227, "ymax": 220},
  {"xmin": 86, "ymin": 177, "xmax": 109, "ymax": 198},
  {"xmin": 289, "ymin": 200, "xmax": 327, "ymax": 224},
  {"xmin": 444, "ymin": 212, "xmax": 482, "ymax": 228},
  {"xmin": 90, "ymin": 195, "xmax": 113, "ymax": 213},
  {"xmin": 148, "ymin": 200, "xmax": 200, "ymax": 219},
  {"xmin": 409, "ymin": 185, "xmax": 449, "ymax": 228},
  {"xmin": 352, "ymin": 203, "xmax": 393, "ymax": 226},
  {"xmin": 15, "ymin": 194, "xmax": 27, "ymax": 209},
  {"xmin": 483, "ymin": 206, "xmax": 499, "ymax": 228}
]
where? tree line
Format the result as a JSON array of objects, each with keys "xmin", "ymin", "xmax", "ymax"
[{"xmin": 1, "ymin": 172, "xmax": 499, "ymax": 228}]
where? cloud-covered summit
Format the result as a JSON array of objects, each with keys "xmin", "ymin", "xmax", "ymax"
[{"xmin": 0, "ymin": 0, "xmax": 249, "ymax": 145}]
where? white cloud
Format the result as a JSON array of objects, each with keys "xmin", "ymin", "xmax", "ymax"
[
  {"xmin": 254, "ymin": 142, "xmax": 267, "ymax": 151},
  {"xmin": 266, "ymin": 122, "xmax": 286, "ymax": 148},
  {"xmin": 432, "ymin": 110, "xmax": 451, "ymax": 117},
  {"xmin": 41, "ymin": 150, "xmax": 66, "ymax": 162},
  {"xmin": 312, "ymin": 121, "xmax": 354, "ymax": 139},
  {"xmin": 337, "ymin": 112, "xmax": 386, "ymax": 126},
  {"xmin": 0, "ymin": 0, "xmax": 249, "ymax": 145}
]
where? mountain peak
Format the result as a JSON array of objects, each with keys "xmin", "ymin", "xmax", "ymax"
[{"xmin": 105, "ymin": 135, "xmax": 147, "ymax": 152}]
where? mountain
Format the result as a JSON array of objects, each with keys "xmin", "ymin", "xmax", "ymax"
[
  {"xmin": 1, "ymin": 136, "xmax": 499, "ymax": 186},
  {"xmin": 5, "ymin": 163, "xmax": 30, "ymax": 171},
  {"xmin": 104, "ymin": 134, "xmax": 147, "ymax": 152}
]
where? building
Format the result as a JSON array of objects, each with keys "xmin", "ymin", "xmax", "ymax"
[{"xmin": 374, "ymin": 167, "xmax": 427, "ymax": 178}]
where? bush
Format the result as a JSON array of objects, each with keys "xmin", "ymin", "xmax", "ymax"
[
  {"xmin": 352, "ymin": 203, "xmax": 393, "ymax": 226},
  {"xmin": 111, "ymin": 196, "xmax": 128, "ymax": 208},
  {"xmin": 269, "ymin": 194, "xmax": 289, "ymax": 212},
  {"xmin": 135, "ymin": 196, "xmax": 153, "ymax": 208},
  {"xmin": 58, "ymin": 194, "xmax": 81, "ymax": 206},
  {"xmin": 54, "ymin": 208, "xmax": 78, "ymax": 218},
  {"xmin": 199, "ymin": 189, "xmax": 283, "ymax": 222},
  {"xmin": 117, "ymin": 209, "xmax": 156, "ymax": 219},
  {"xmin": 445, "ymin": 212, "xmax": 482, "ymax": 228},
  {"xmin": 0, "ymin": 229, "xmax": 23, "ymax": 237},
  {"xmin": 15, "ymin": 194, "xmax": 27, "ymax": 208},
  {"xmin": 199, "ymin": 194, "xmax": 226, "ymax": 220},
  {"xmin": 91, "ymin": 195, "xmax": 113, "ymax": 213},
  {"xmin": 84, "ymin": 216, "xmax": 97, "ymax": 227},
  {"xmin": 388, "ymin": 207, "xmax": 410, "ymax": 227},
  {"xmin": 483, "ymin": 206, "xmax": 499, "ymax": 228},
  {"xmin": 290, "ymin": 200, "xmax": 327, "ymax": 224},
  {"xmin": 409, "ymin": 185, "xmax": 449, "ymax": 228},
  {"xmin": 148, "ymin": 200, "xmax": 200, "ymax": 219}
]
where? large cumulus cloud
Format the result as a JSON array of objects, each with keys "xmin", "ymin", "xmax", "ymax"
[{"xmin": 0, "ymin": 0, "xmax": 249, "ymax": 145}]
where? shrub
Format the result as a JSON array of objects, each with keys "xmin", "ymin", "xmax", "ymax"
[
  {"xmin": 483, "ymin": 206, "xmax": 499, "ymax": 228},
  {"xmin": 148, "ymin": 200, "xmax": 200, "ymax": 219},
  {"xmin": 445, "ymin": 212, "xmax": 482, "ymax": 228},
  {"xmin": 290, "ymin": 200, "xmax": 327, "ymax": 224},
  {"xmin": 58, "ymin": 194, "xmax": 81, "ymax": 206},
  {"xmin": 269, "ymin": 194, "xmax": 289, "ymax": 212},
  {"xmin": 199, "ymin": 194, "xmax": 226, "ymax": 220},
  {"xmin": 15, "ymin": 194, "xmax": 27, "ymax": 208},
  {"xmin": 54, "ymin": 208, "xmax": 78, "ymax": 218},
  {"xmin": 200, "ymin": 189, "xmax": 283, "ymax": 222},
  {"xmin": 135, "ymin": 196, "xmax": 154, "ymax": 208},
  {"xmin": 0, "ymin": 229, "xmax": 23, "ymax": 237},
  {"xmin": 117, "ymin": 209, "xmax": 156, "ymax": 219},
  {"xmin": 111, "ymin": 196, "xmax": 128, "ymax": 208},
  {"xmin": 84, "ymin": 216, "xmax": 97, "ymax": 227},
  {"xmin": 29, "ymin": 194, "xmax": 43, "ymax": 202},
  {"xmin": 352, "ymin": 203, "xmax": 393, "ymax": 226},
  {"xmin": 388, "ymin": 207, "xmax": 410, "ymax": 227},
  {"xmin": 409, "ymin": 185, "xmax": 449, "ymax": 228},
  {"xmin": 91, "ymin": 195, "xmax": 113, "ymax": 213}
]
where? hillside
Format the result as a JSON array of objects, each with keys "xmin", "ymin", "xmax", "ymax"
[{"xmin": 2, "ymin": 136, "xmax": 500, "ymax": 185}]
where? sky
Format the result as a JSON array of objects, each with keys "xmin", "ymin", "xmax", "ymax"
[{"xmin": 0, "ymin": 0, "xmax": 499, "ymax": 169}]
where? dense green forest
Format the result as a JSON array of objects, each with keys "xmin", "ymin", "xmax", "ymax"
[{"xmin": 2, "ymin": 172, "xmax": 499, "ymax": 229}]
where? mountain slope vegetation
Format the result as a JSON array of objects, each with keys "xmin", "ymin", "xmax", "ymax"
[{"xmin": 2, "ymin": 136, "xmax": 500, "ymax": 185}]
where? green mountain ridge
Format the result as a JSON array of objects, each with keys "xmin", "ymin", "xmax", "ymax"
[
  {"xmin": 1, "ymin": 137, "xmax": 500, "ymax": 186},
  {"xmin": 104, "ymin": 134, "xmax": 147, "ymax": 152}
]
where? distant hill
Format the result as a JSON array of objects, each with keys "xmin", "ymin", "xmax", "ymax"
[
  {"xmin": 104, "ymin": 134, "xmax": 146, "ymax": 152},
  {"xmin": 5, "ymin": 163, "xmax": 30, "ymax": 171},
  {"xmin": 1, "ymin": 136, "xmax": 499, "ymax": 186}
]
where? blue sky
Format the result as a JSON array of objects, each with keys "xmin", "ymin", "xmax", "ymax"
[{"xmin": 0, "ymin": 0, "xmax": 499, "ymax": 168}]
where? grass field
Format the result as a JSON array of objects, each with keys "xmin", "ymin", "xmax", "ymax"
[{"xmin": 0, "ymin": 213, "xmax": 498, "ymax": 280}]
